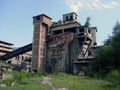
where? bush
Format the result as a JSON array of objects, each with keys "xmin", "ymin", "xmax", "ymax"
[
  {"xmin": 27, "ymin": 71, "xmax": 48, "ymax": 77},
  {"xmin": 13, "ymin": 71, "xmax": 26, "ymax": 84},
  {"xmin": 106, "ymin": 70, "xmax": 120, "ymax": 87},
  {"xmin": 3, "ymin": 78, "xmax": 14, "ymax": 87},
  {"xmin": 28, "ymin": 71, "xmax": 38, "ymax": 77},
  {"xmin": 38, "ymin": 72, "xmax": 48, "ymax": 77}
]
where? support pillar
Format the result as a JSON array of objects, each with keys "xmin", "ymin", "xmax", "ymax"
[{"xmin": 32, "ymin": 14, "xmax": 52, "ymax": 72}]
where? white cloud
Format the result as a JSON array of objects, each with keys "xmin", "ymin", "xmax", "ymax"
[
  {"xmin": 92, "ymin": 0, "xmax": 101, "ymax": 8},
  {"xmin": 66, "ymin": 0, "xmax": 83, "ymax": 12},
  {"xmin": 102, "ymin": 1, "xmax": 119, "ymax": 8},
  {"xmin": 65, "ymin": 0, "xmax": 120, "ymax": 12}
]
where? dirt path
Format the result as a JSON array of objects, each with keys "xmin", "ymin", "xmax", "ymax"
[
  {"xmin": 41, "ymin": 77, "xmax": 56, "ymax": 90},
  {"xmin": 40, "ymin": 77, "xmax": 68, "ymax": 90}
]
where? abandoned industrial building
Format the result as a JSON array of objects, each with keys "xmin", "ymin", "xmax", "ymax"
[
  {"xmin": 0, "ymin": 12, "xmax": 97, "ymax": 74},
  {"xmin": 0, "ymin": 41, "xmax": 13, "ymax": 56},
  {"xmin": 0, "ymin": 40, "xmax": 32, "ymax": 71}
]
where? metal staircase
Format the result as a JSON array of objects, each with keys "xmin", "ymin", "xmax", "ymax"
[{"xmin": 77, "ymin": 27, "xmax": 92, "ymax": 60}]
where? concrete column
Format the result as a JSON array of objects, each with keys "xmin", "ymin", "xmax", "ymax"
[{"xmin": 32, "ymin": 14, "xmax": 51, "ymax": 72}]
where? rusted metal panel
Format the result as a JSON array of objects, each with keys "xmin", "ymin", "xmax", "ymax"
[{"xmin": 49, "ymin": 32, "xmax": 74, "ymax": 47}]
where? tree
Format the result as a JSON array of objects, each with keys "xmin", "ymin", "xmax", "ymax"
[
  {"xmin": 111, "ymin": 21, "xmax": 120, "ymax": 70},
  {"xmin": 104, "ymin": 36, "xmax": 112, "ymax": 46},
  {"xmin": 91, "ymin": 21, "xmax": 120, "ymax": 77},
  {"xmin": 111, "ymin": 32, "xmax": 120, "ymax": 70},
  {"xmin": 104, "ymin": 21, "xmax": 120, "ymax": 45},
  {"xmin": 84, "ymin": 17, "xmax": 91, "ymax": 27},
  {"xmin": 92, "ymin": 46, "xmax": 114, "ymax": 75},
  {"xmin": 113, "ymin": 21, "xmax": 120, "ymax": 35}
]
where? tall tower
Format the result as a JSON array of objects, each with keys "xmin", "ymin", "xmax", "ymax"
[{"xmin": 32, "ymin": 14, "xmax": 52, "ymax": 72}]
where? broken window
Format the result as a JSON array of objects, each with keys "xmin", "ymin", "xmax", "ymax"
[
  {"xmin": 70, "ymin": 15, "xmax": 73, "ymax": 20},
  {"xmin": 54, "ymin": 30, "xmax": 62, "ymax": 34},
  {"xmin": 8, "ymin": 61, "xmax": 11, "ymax": 64},
  {"xmin": 66, "ymin": 16, "xmax": 68, "ymax": 21},
  {"xmin": 36, "ymin": 16, "xmax": 40, "ymax": 20}
]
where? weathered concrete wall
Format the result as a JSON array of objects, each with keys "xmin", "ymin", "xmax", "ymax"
[
  {"xmin": 31, "ymin": 13, "xmax": 97, "ymax": 74},
  {"xmin": 69, "ymin": 36, "xmax": 81, "ymax": 73}
]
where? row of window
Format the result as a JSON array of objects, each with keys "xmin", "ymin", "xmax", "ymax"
[
  {"xmin": 15, "ymin": 55, "xmax": 31, "ymax": 61},
  {"xmin": 0, "ymin": 43, "xmax": 13, "ymax": 48},
  {"xmin": 0, "ymin": 47, "xmax": 13, "ymax": 52}
]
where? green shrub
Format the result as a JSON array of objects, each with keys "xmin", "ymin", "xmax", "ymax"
[
  {"xmin": 106, "ymin": 70, "xmax": 120, "ymax": 87},
  {"xmin": 28, "ymin": 71, "xmax": 48, "ymax": 77},
  {"xmin": 89, "ymin": 70, "xmax": 107, "ymax": 80},
  {"xmin": 26, "ymin": 71, "xmax": 38, "ymax": 77},
  {"xmin": 38, "ymin": 72, "xmax": 48, "ymax": 77},
  {"xmin": 3, "ymin": 78, "xmax": 14, "ymax": 87},
  {"xmin": 13, "ymin": 71, "xmax": 26, "ymax": 84}
]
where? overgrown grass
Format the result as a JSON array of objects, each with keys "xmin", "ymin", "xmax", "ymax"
[
  {"xmin": 0, "ymin": 83, "xmax": 50, "ymax": 90},
  {"xmin": 49, "ymin": 73, "xmax": 120, "ymax": 90},
  {"xmin": 0, "ymin": 72, "xmax": 120, "ymax": 90},
  {"xmin": 106, "ymin": 70, "xmax": 120, "ymax": 87},
  {"xmin": 0, "ymin": 71, "xmax": 50, "ymax": 90}
]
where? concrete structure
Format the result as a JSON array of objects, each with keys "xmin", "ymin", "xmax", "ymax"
[
  {"xmin": 0, "ymin": 41, "xmax": 13, "ymax": 57},
  {"xmin": 32, "ymin": 12, "xmax": 97, "ymax": 74},
  {"xmin": 0, "ymin": 41, "xmax": 14, "ymax": 71},
  {"xmin": 32, "ymin": 14, "xmax": 52, "ymax": 72},
  {"xmin": 6, "ymin": 51, "xmax": 32, "ymax": 72},
  {"xmin": 0, "ymin": 41, "xmax": 32, "ymax": 72},
  {"xmin": 0, "ymin": 12, "xmax": 97, "ymax": 74}
]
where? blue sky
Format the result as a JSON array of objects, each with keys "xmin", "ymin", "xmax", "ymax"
[{"xmin": 0, "ymin": 0, "xmax": 120, "ymax": 47}]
